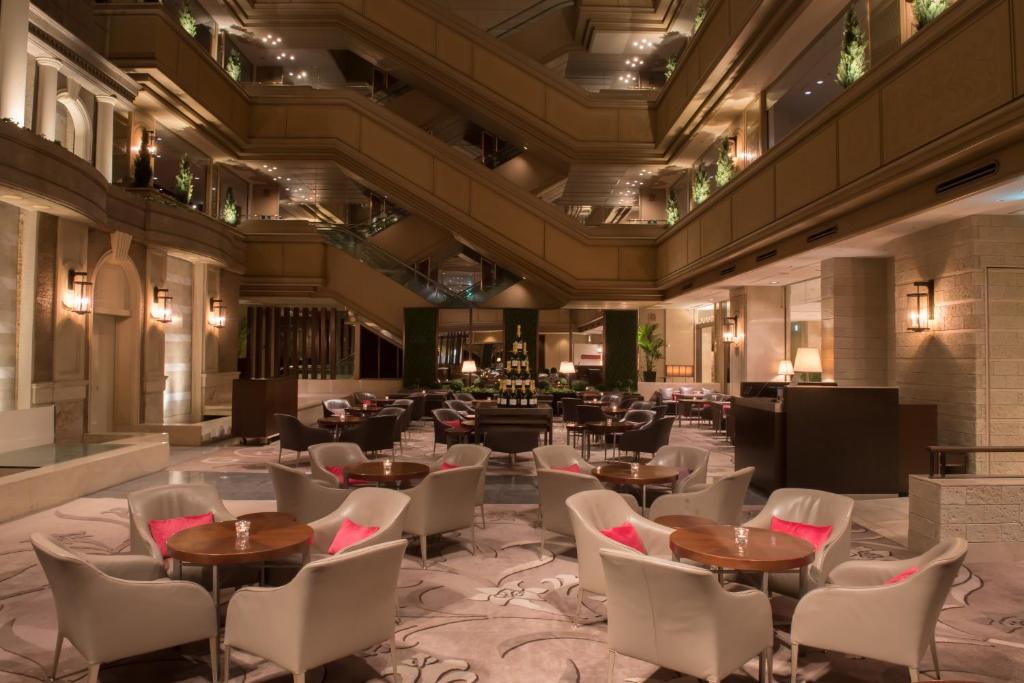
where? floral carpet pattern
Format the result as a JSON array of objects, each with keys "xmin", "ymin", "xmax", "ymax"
[{"xmin": 0, "ymin": 496, "xmax": 1021, "ymax": 682}]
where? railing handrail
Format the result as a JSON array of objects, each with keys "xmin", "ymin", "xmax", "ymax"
[{"xmin": 929, "ymin": 445, "xmax": 1024, "ymax": 478}]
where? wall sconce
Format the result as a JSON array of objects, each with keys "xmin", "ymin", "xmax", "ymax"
[
  {"xmin": 63, "ymin": 270, "xmax": 93, "ymax": 315},
  {"xmin": 208, "ymin": 297, "xmax": 226, "ymax": 328},
  {"xmin": 722, "ymin": 316, "xmax": 738, "ymax": 344},
  {"xmin": 152, "ymin": 287, "xmax": 173, "ymax": 324},
  {"xmin": 907, "ymin": 280, "xmax": 934, "ymax": 332},
  {"xmin": 666, "ymin": 364, "xmax": 695, "ymax": 378}
]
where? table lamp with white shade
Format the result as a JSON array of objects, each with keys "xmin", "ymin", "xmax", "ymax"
[
  {"xmin": 777, "ymin": 359, "xmax": 794, "ymax": 383},
  {"xmin": 461, "ymin": 359, "xmax": 477, "ymax": 383},
  {"xmin": 558, "ymin": 361, "xmax": 576, "ymax": 376},
  {"xmin": 793, "ymin": 347, "xmax": 822, "ymax": 382}
]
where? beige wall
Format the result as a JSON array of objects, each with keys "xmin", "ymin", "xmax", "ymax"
[
  {"xmin": 821, "ymin": 258, "xmax": 891, "ymax": 386},
  {"xmin": 0, "ymin": 203, "xmax": 19, "ymax": 411},
  {"xmin": 665, "ymin": 308, "xmax": 695, "ymax": 369},
  {"xmin": 728, "ymin": 287, "xmax": 786, "ymax": 393},
  {"xmin": 163, "ymin": 255, "xmax": 192, "ymax": 422}
]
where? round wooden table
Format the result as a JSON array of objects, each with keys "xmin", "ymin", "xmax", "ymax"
[
  {"xmin": 582, "ymin": 420, "xmax": 637, "ymax": 460},
  {"xmin": 347, "ymin": 460, "xmax": 429, "ymax": 486},
  {"xmin": 653, "ymin": 514, "xmax": 718, "ymax": 529},
  {"xmin": 167, "ymin": 512, "xmax": 313, "ymax": 609},
  {"xmin": 316, "ymin": 414, "xmax": 364, "ymax": 438},
  {"xmin": 592, "ymin": 463, "xmax": 679, "ymax": 513}
]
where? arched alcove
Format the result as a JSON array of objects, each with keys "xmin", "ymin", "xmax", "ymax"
[{"xmin": 55, "ymin": 92, "xmax": 92, "ymax": 161}]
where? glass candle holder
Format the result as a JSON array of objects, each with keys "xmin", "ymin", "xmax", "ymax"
[
  {"xmin": 235, "ymin": 519, "xmax": 251, "ymax": 540},
  {"xmin": 630, "ymin": 462, "xmax": 640, "ymax": 476},
  {"xmin": 383, "ymin": 459, "xmax": 393, "ymax": 474},
  {"xmin": 734, "ymin": 526, "xmax": 749, "ymax": 547}
]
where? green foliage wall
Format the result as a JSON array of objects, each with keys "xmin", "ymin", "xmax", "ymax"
[
  {"xmin": 403, "ymin": 308, "xmax": 438, "ymax": 388},
  {"xmin": 603, "ymin": 310, "xmax": 639, "ymax": 390},
  {"xmin": 503, "ymin": 309, "xmax": 539, "ymax": 372}
]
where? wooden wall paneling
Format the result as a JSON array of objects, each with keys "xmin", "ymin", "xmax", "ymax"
[{"xmin": 245, "ymin": 306, "xmax": 255, "ymax": 379}]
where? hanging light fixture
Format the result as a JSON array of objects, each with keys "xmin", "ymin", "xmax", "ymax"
[
  {"xmin": 152, "ymin": 287, "xmax": 173, "ymax": 324},
  {"xmin": 208, "ymin": 297, "xmax": 227, "ymax": 328},
  {"xmin": 63, "ymin": 270, "xmax": 93, "ymax": 315},
  {"xmin": 907, "ymin": 280, "xmax": 935, "ymax": 332}
]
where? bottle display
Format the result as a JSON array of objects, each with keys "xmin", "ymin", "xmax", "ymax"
[{"xmin": 498, "ymin": 324, "xmax": 536, "ymax": 407}]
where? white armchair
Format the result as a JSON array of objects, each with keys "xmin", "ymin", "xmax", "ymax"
[
  {"xmin": 533, "ymin": 444, "xmax": 594, "ymax": 474},
  {"xmin": 402, "ymin": 466, "xmax": 483, "ymax": 567},
  {"xmin": 32, "ymin": 533, "xmax": 218, "ymax": 683},
  {"xmin": 127, "ymin": 483, "xmax": 234, "ymax": 572},
  {"xmin": 648, "ymin": 445, "xmax": 710, "ymax": 492},
  {"xmin": 791, "ymin": 537, "xmax": 967, "ymax": 682},
  {"xmin": 308, "ymin": 442, "xmax": 369, "ymax": 488},
  {"xmin": 601, "ymin": 548, "xmax": 773, "ymax": 683},
  {"xmin": 648, "ymin": 466, "xmax": 754, "ymax": 524},
  {"xmin": 536, "ymin": 469, "xmax": 638, "ymax": 552},
  {"xmin": 223, "ymin": 539, "xmax": 408, "ymax": 683},
  {"xmin": 744, "ymin": 487, "xmax": 854, "ymax": 596},
  {"xmin": 434, "ymin": 443, "xmax": 491, "ymax": 526},
  {"xmin": 308, "ymin": 487, "xmax": 410, "ymax": 558},
  {"xmin": 268, "ymin": 462, "xmax": 351, "ymax": 523},
  {"xmin": 565, "ymin": 489, "xmax": 673, "ymax": 623}
]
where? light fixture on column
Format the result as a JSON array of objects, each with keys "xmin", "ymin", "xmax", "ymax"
[
  {"xmin": 777, "ymin": 360, "xmax": 794, "ymax": 382},
  {"xmin": 151, "ymin": 287, "xmax": 173, "ymax": 324},
  {"xmin": 722, "ymin": 316, "xmax": 738, "ymax": 344},
  {"xmin": 63, "ymin": 270, "xmax": 93, "ymax": 314},
  {"xmin": 907, "ymin": 280, "xmax": 934, "ymax": 332},
  {"xmin": 208, "ymin": 297, "xmax": 226, "ymax": 328},
  {"xmin": 666, "ymin": 364, "xmax": 694, "ymax": 378}
]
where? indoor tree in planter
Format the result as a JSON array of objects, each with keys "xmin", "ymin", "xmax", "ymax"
[
  {"xmin": 715, "ymin": 138, "xmax": 735, "ymax": 188},
  {"xmin": 637, "ymin": 323, "xmax": 665, "ymax": 383},
  {"xmin": 179, "ymin": 2, "xmax": 198, "ymax": 38},
  {"xmin": 665, "ymin": 188, "xmax": 680, "ymax": 225},
  {"xmin": 226, "ymin": 50, "xmax": 242, "ymax": 82},
  {"xmin": 132, "ymin": 131, "xmax": 153, "ymax": 187},
  {"xmin": 912, "ymin": 0, "xmax": 948, "ymax": 29},
  {"xmin": 835, "ymin": 6, "xmax": 868, "ymax": 88},
  {"xmin": 691, "ymin": 164, "xmax": 710, "ymax": 206},
  {"xmin": 222, "ymin": 187, "xmax": 239, "ymax": 225},
  {"xmin": 175, "ymin": 153, "xmax": 194, "ymax": 204}
]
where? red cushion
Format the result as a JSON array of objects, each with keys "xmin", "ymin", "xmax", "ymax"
[
  {"xmin": 553, "ymin": 463, "xmax": 581, "ymax": 473},
  {"xmin": 442, "ymin": 419, "xmax": 461, "ymax": 429},
  {"xmin": 148, "ymin": 512, "xmax": 214, "ymax": 558},
  {"xmin": 440, "ymin": 462, "xmax": 459, "ymax": 470},
  {"xmin": 600, "ymin": 522, "xmax": 646, "ymax": 554},
  {"xmin": 885, "ymin": 567, "xmax": 919, "ymax": 585},
  {"xmin": 771, "ymin": 516, "xmax": 832, "ymax": 550},
  {"xmin": 325, "ymin": 465, "xmax": 370, "ymax": 486},
  {"xmin": 328, "ymin": 518, "xmax": 380, "ymax": 555}
]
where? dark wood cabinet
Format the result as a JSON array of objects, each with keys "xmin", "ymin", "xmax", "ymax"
[{"xmin": 231, "ymin": 376, "xmax": 297, "ymax": 442}]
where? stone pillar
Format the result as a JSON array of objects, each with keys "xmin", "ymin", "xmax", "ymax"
[
  {"xmin": 820, "ymin": 258, "xmax": 891, "ymax": 386},
  {"xmin": 0, "ymin": 0, "xmax": 30, "ymax": 125},
  {"xmin": 34, "ymin": 58, "xmax": 61, "ymax": 140},
  {"xmin": 94, "ymin": 95, "xmax": 116, "ymax": 182},
  {"xmin": 15, "ymin": 209, "xmax": 37, "ymax": 409}
]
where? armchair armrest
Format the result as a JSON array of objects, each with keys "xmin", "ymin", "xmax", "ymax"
[
  {"xmin": 90, "ymin": 553, "xmax": 166, "ymax": 581},
  {"xmin": 828, "ymin": 557, "xmax": 922, "ymax": 587},
  {"xmin": 629, "ymin": 515, "xmax": 674, "ymax": 557}
]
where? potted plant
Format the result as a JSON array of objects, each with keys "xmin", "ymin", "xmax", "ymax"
[
  {"xmin": 911, "ymin": 0, "xmax": 948, "ymax": 29},
  {"xmin": 222, "ymin": 187, "xmax": 239, "ymax": 225},
  {"xmin": 836, "ymin": 6, "xmax": 868, "ymax": 88},
  {"xmin": 175, "ymin": 153, "xmax": 194, "ymax": 204},
  {"xmin": 637, "ymin": 323, "xmax": 665, "ymax": 382}
]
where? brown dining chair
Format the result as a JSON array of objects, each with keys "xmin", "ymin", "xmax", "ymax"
[
  {"xmin": 376, "ymin": 406, "xmax": 406, "ymax": 454},
  {"xmin": 363, "ymin": 413, "xmax": 399, "ymax": 457},
  {"xmin": 275, "ymin": 414, "xmax": 333, "ymax": 465},
  {"xmin": 618, "ymin": 416, "xmax": 674, "ymax": 462},
  {"xmin": 483, "ymin": 428, "xmax": 541, "ymax": 469}
]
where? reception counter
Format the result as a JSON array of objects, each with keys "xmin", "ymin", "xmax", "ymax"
[{"xmin": 733, "ymin": 386, "xmax": 935, "ymax": 495}]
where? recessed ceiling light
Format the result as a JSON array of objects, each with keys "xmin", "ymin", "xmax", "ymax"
[
  {"xmin": 804, "ymin": 90, "xmax": 812, "ymax": 95},
  {"xmin": 816, "ymin": 80, "xmax": 824, "ymax": 85}
]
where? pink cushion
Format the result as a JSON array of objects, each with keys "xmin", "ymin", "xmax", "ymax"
[
  {"xmin": 440, "ymin": 462, "xmax": 459, "ymax": 470},
  {"xmin": 677, "ymin": 467, "xmax": 690, "ymax": 478},
  {"xmin": 442, "ymin": 419, "xmax": 462, "ymax": 429},
  {"xmin": 600, "ymin": 522, "xmax": 646, "ymax": 554},
  {"xmin": 885, "ymin": 567, "xmax": 919, "ymax": 585},
  {"xmin": 553, "ymin": 463, "xmax": 581, "ymax": 473},
  {"xmin": 325, "ymin": 465, "xmax": 370, "ymax": 486},
  {"xmin": 328, "ymin": 518, "xmax": 380, "ymax": 555},
  {"xmin": 148, "ymin": 512, "xmax": 214, "ymax": 558},
  {"xmin": 771, "ymin": 516, "xmax": 832, "ymax": 550}
]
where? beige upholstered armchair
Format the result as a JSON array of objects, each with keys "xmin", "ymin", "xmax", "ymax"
[
  {"xmin": 648, "ymin": 445, "xmax": 710, "ymax": 493},
  {"xmin": 533, "ymin": 444, "xmax": 594, "ymax": 473},
  {"xmin": 32, "ymin": 533, "xmax": 219, "ymax": 683},
  {"xmin": 648, "ymin": 467, "xmax": 754, "ymax": 525},
  {"xmin": 402, "ymin": 466, "xmax": 483, "ymax": 567},
  {"xmin": 268, "ymin": 462, "xmax": 351, "ymax": 524},
  {"xmin": 565, "ymin": 489, "xmax": 673, "ymax": 622},
  {"xmin": 223, "ymin": 539, "xmax": 408, "ymax": 683},
  {"xmin": 601, "ymin": 548, "xmax": 773, "ymax": 683},
  {"xmin": 308, "ymin": 442, "xmax": 369, "ymax": 488},
  {"xmin": 127, "ymin": 483, "xmax": 234, "ymax": 570},
  {"xmin": 791, "ymin": 537, "xmax": 967, "ymax": 682},
  {"xmin": 308, "ymin": 487, "xmax": 410, "ymax": 558},
  {"xmin": 536, "ymin": 469, "xmax": 638, "ymax": 552},
  {"xmin": 744, "ymin": 487, "xmax": 854, "ymax": 596},
  {"xmin": 434, "ymin": 443, "xmax": 491, "ymax": 526}
]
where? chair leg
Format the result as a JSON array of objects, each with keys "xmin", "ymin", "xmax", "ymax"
[
  {"xmin": 908, "ymin": 667, "xmax": 919, "ymax": 682},
  {"xmin": 51, "ymin": 631, "xmax": 63, "ymax": 680},
  {"xmin": 87, "ymin": 663, "xmax": 100, "ymax": 683},
  {"xmin": 930, "ymin": 638, "xmax": 941, "ymax": 678},
  {"xmin": 209, "ymin": 636, "xmax": 218, "ymax": 682},
  {"xmin": 420, "ymin": 534, "xmax": 428, "ymax": 568},
  {"xmin": 790, "ymin": 642, "xmax": 798, "ymax": 683},
  {"xmin": 607, "ymin": 649, "xmax": 616, "ymax": 683},
  {"xmin": 222, "ymin": 646, "xmax": 231, "ymax": 683},
  {"xmin": 573, "ymin": 587, "xmax": 584, "ymax": 625},
  {"xmin": 540, "ymin": 530, "xmax": 546, "ymax": 554},
  {"xmin": 469, "ymin": 524, "xmax": 476, "ymax": 553},
  {"xmin": 479, "ymin": 503, "xmax": 486, "ymax": 528},
  {"xmin": 278, "ymin": 443, "xmax": 283, "ymax": 464},
  {"xmin": 293, "ymin": 673, "xmax": 306, "ymax": 683},
  {"xmin": 390, "ymin": 632, "xmax": 400, "ymax": 682}
]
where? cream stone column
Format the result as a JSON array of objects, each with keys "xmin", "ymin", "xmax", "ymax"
[
  {"xmin": 94, "ymin": 95, "xmax": 116, "ymax": 182},
  {"xmin": 0, "ymin": 0, "xmax": 30, "ymax": 125},
  {"xmin": 15, "ymin": 209, "xmax": 37, "ymax": 409},
  {"xmin": 34, "ymin": 58, "xmax": 61, "ymax": 140}
]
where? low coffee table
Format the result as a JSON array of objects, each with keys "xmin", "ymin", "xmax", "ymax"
[
  {"xmin": 347, "ymin": 460, "xmax": 429, "ymax": 487},
  {"xmin": 592, "ymin": 463, "xmax": 679, "ymax": 513},
  {"xmin": 167, "ymin": 512, "xmax": 313, "ymax": 609},
  {"xmin": 316, "ymin": 414, "xmax": 364, "ymax": 438},
  {"xmin": 582, "ymin": 420, "xmax": 637, "ymax": 460}
]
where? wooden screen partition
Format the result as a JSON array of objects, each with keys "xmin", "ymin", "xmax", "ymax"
[
  {"xmin": 603, "ymin": 309, "xmax": 639, "ymax": 391},
  {"xmin": 244, "ymin": 306, "xmax": 355, "ymax": 379},
  {"xmin": 403, "ymin": 307, "xmax": 438, "ymax": 388}
]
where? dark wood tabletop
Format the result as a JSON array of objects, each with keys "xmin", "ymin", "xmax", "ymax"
[
  {"xmin": 584, "ymin": 420, "xmax": 638, "ymax": 434},
  {"xmin": 669, "ymin": 525, "xmax": 815, "ymax": 572},
  {"xmin": 316, "ymin": 415, "xmax": 364, "ymax": 428},
  {"xmin": 347, "ymin": 460, "xmax": 430, "ymax": 483},
  {"xmin": 654, "ymin": 514, "xmax": 719, "ymax": 529},
  {"xmin": 592, "ymin": 463, "xmax": 679, "ymax": 486},
  {"xmin": 167, "ymin": 514, "xmax": 312, "ymax": 566}
]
